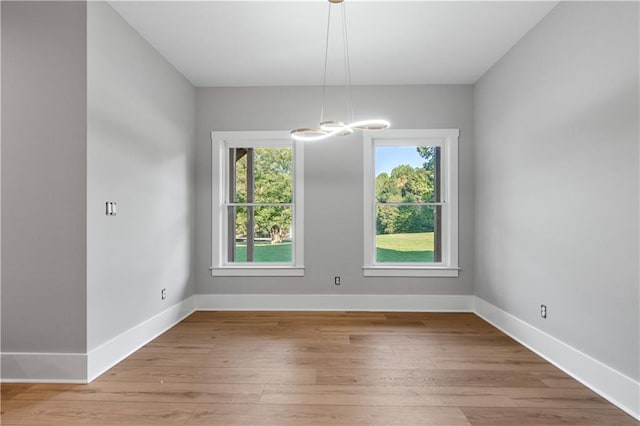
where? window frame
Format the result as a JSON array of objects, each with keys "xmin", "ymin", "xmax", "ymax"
[
  {"xmin": 363, "ymin": 129, "xmax": 459, "ymax": 277},
  {"xmin": 211, "ymin": 131, "xmax": 304, "ymax": 277}
]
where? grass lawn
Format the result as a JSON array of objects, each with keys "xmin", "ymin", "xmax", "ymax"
[
  {"xmin": 234, "ymin": 241, "xmax": 292, "ymax": 262},
  {"xmin": 376, "ymin": 232, "xmax": 434, "ymax": 263},
  {"xmin": 232, "ymin": 233, "xmax": 434, "ymax": 263}
]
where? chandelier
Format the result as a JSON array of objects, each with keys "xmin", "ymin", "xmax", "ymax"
[{"xmin": 290, "ymin": 0, "xmax": 390, "ymax": 142}]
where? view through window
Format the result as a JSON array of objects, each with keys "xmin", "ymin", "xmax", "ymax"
[
  {"xmin": 364, "ymin": 129, "xmax": 459, "ymax": 277},
  {"xmin": 375, "ymin": 145, "xmax": 442, "ymax": 263},
  {"xmin": 227, "ymin": 146, "xmax": 294, "ymax": 263}
]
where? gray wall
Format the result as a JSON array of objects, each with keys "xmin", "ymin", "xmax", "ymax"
[
  {"xmin": 474, "ymin": 2, "xmax": 639, "ymax": 380},
  {"xmin": 87, "ymin": 2, "xmax": 196, "ymax": 350},
  {"xmin": 1, "ymin": 1, "xmax": 87, "ymax": 353},
  {"xmin": 196, "ymin": 85, "xmax": 474, "ymax": 295}
]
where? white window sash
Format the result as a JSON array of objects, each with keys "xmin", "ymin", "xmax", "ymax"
[
  {"xmin": 211, "ymin": 131, "xmax": 304, "ymax": 276},
  {"xmin": 363, "ymin": 129, "xmax": 459, "ymax": 277}
]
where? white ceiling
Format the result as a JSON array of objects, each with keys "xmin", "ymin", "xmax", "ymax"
[{"xmin": 108, "ymin": 1, "xmax": 557, "ymax": 87}]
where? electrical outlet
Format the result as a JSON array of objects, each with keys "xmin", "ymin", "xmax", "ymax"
[
  {"xmin": 540, "ymin": 304, "xmax": 547, "ymax": 319},
  {"xmin": 161, "ymin": 288, "xmax": 167, "ymax": 300},
  {"xmin": 334, "ymin": 276, "xmax": 341, "ymax": 285}
]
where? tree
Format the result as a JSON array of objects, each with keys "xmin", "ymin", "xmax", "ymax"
[
  {"xmin": 417, "ymin": 146, "xmax": 435, "ymax": 171},
  {"xmin": 234, "ymin": 147, "xmax": 293, "ymax": 243},
  {"xmin": 416, "ymin": 146, "xmax": 438, "ymax": 202},
  {"xmin": 253, "ymin": 148, "xmax": 292, "ymax": 243},
  {"xmin": 375, "ymin": 147, "xmax": 439, "ymax": 235}
]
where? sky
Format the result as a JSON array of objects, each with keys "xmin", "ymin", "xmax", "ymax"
[{"xmin": 375, "ymin": 146, "xmax": 425, "ymax": 176}]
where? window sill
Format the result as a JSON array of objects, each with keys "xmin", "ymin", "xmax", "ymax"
[
  {"xmin": 210, "ymin": 266, "xmax": 305, "ymax": 277},
  {"xmin": 363, "ymin": 266, "xmax": 460, "ymax": 278}
]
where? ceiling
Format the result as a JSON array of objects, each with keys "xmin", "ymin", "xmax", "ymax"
[{"xmin": 108, "ymin": 1, "xmax": 557, "ymax": 87}]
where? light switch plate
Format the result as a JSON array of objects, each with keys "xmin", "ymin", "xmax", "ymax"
[{"xmin": 106, "ymin": 201, "xmax": 117, "ymax": 216}]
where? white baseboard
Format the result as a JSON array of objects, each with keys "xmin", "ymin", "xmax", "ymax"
[
  {"xmin": 4, "ymin": 292, "xmax": 638, "ymax": 422},
  {"xmin": 1, "ymin": 297, "xmax": 197, "ymax": 383},
  {"xmin": 1, "ymin": 352, "xmax": 87, "ymax": 383},
  {"xmin": 87, "ymin": 295, "xmax": 196, "ymax": 381},
  {"xmin": 195, "ymin": 294, "xmax": 474, "ymax": 312},
  {"xmin": 2, "ymin": 294, "xmax": 470, "ymax": 383},
  {"xmin": 474, "ymin": 297, "xmax": 640, "ymax": 421}
]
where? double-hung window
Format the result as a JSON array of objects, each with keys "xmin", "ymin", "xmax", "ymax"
[
  {"xmin": 363, "ymin": 129, "xmax": 459, "ymax": 277},
  {"xmin": 211, "ymin": 131, "xmax": 304, "ymax": 276}
]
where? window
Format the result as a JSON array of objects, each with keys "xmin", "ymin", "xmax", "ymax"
[
  {"xmin": 363, "ymin": 129, "xmax": 459, "ymax": 277},
  {"xmin": 211, "ymin": 131, "xmax": 304, "ymax": 276}
]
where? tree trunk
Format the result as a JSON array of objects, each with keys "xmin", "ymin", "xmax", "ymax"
[{"xmin": 270, "ymin": 225, "xmax": 282, "ymax": 244}]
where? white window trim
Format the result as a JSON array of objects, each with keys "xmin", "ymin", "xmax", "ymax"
[
  {"xmin": 363, "ymin": 129, "xmax": 459, "ymax": 278},
  {"xmin": 210, "ymin": 131, "xmax": 304, "ymax": 277}
]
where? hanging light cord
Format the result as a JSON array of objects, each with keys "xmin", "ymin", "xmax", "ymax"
[
  {"xmin": 341, "ymin": 1, "xmax": 354, "ymax": 124},
  {"xmin": 321, "ymin": 1, "xmax": 354, "ymax": 124},
  {"xmin": 319, "ymin": 1, "xmax": 332, "ymax": 124}
]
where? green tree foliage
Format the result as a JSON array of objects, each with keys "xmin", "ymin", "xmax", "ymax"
[
  {"xmin": 233, "ymin": 148, "xmax": 293, "ymax": 243},
  {"xmin": 375, "ymin": 146, "xmax": 438, "ymax": 235},
  {"xmin": 417, "ymin": 146, "xmax": 435, "ymax": 171}
]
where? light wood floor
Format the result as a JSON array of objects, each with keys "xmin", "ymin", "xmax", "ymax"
[{"xmin": 1, "ymin": 312, "xmax": 637, "ymax": 425}]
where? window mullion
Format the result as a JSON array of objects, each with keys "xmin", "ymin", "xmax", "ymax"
[
  {"xmin": 246, "ymin": 148, "xmax": 255, "ymax": 262},
  {"xmin": 226, "ymin": 203, "xmax": 293, "ymax": 207},
  {"xmin": 375, "ymin": 201, "xmax": 445, "ymax": 207}
]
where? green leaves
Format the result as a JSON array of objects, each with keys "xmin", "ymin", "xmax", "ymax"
[
  {"xmin": 375, "ymin": 146, "xmax": 438, "ymax": 235},
  {"xmin": 234, "ymin": 147, "xmax": 293, "ymax": 243}
]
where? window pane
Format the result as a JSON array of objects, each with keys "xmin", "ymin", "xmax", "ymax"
[
  {"xmin": 231, "ymin": 148, "xmax": 247, "ymax": 203},
  {"xmin": 375, "ymin": 145, "xmax": 440, "ymax": 203},
  {"xmin": 229, "ymin": 147, "xmax": 293, "ymax": 204},
  {"xmin": 228, "ymin": 205, "xmax": 292, "ymax": 263},
  {"xmin": 375, "ymin": 205, "xmax": 442, "ymax": 263}
]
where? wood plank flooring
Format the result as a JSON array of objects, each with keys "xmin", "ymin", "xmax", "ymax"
[{"xmin": 1, "ymin": 312, "xmax": 637, "ymax": 425}]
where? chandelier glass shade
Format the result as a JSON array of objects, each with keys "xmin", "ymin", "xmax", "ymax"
[{"xmin": 290, "ymin": 0, "xmax": 390, "ymax": 142}]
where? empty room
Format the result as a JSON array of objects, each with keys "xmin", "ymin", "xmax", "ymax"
[{"xmin": 1, "ymin": 0, "xmax": 639, "ymax": 424}]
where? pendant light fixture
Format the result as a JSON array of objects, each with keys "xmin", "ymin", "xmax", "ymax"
[{"xmin": 290, "ymin": 0, "xmax": 390, "ymax": 142}]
